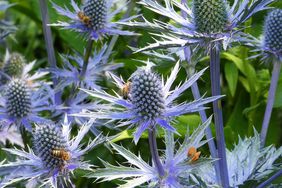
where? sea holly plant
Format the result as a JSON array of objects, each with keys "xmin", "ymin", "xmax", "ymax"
[
  {"xmin": 122, "ymin": 0, "xmax": 276, "ymax": 186},
  {"xmin": 195, "ymin": 131, "xmax": 282, "ymax": 187},
  {"xmin": 0, "ymin": 117, "xmax": 110, "ymax": 188},
  {"xmin": 0, "ymin": 78, "xmax": 54, "ymax": 131},
  {"xmin": 258, "ymin": 9, "xmax": 282, "ymax": 147},
  {"xmin": 76, "ymin": 61, "xmax": 221, "ymax": 144},
  {"xmin": 50, "ymin": 0, "xmax": 137, "ymax": 41},
  {"xmin": 50, "ymin": 44, "xmax": 122, "ymax": 91},
  {"xmin": 0, "ymin": 0, "xmax": 281, "ymax": 187},
  {"xmin": 76, "ymin": 60, "xmax": 221, "ymax": 178},
  {"xmin": 86, "ymin": 117, "xmax": 217, "ymax": 187}
]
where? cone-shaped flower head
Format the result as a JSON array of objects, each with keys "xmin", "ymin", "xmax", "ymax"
[
  {"xmin": 130, "ymin": 69, "xmax": 165, "ymax": 120},
  {"xmin": 5, "ymin": 79, "xmax": 31, "ymax": 119},
  {"xmin": 3, "ymin": 52, "xmax": 25, "ymax": 78},
  {"xmin": 51, "ymin": 0, "xmax": 136, "ymax": 40},
  {"xmin": 77, "ymin": 61, "xmax": 221, "ymax": 143},
  {"xmin": 193, "ymin": 0, "xmax": 228, "ymax": 34},
  {"xmin": 263, "ymin": 9, "xmax": 282, "ymax": 53},
  {"xmin": 0, "ymin": 118, "xmax": 110, "ymax": 187},
  {"xmin": 83, "ymin": 0, "xmax": 107, "ymax": 31},
  {"xmin": 33, "ymin": 124, "xmax": 69, "ymax": 170}
]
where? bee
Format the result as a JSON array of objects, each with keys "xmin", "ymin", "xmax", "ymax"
[
  {"xmin": 77, "ymin": 11, "xmax": 91, "ymax": 26},
  {"xmin": 51, "ymin": 149, "xmax": 71, "ymax": 161},
  {"xmin": 121, "ymin": 82, "xmax": 131, "ymax": 100},
  {"xmin": 187, "ymin": 146, "xmax": 201, "ymax": 162}
]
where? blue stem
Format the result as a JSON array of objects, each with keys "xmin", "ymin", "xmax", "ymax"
[
  {"xmin": 183, "ymin": 47, "xmax": 221, "ymax": 183},
  {"xmin": 210, "ymin": 45, "xmax": 229, "ymax": 188},
  {"xmin": 148, "ymin": 128, "xmax": 165, "ymax": 177},
  {"xmin": 80, "ymin": 40, "xmax": 94, "ymax": 79},
  {"xmin": 257, "ymin": 169, "xmax": 282, "ymax": 188},
  {"xmin": 261, "ymin": 61, "xmax": 281, "ymax": 147},
  {"xmin": 180, "ymin": 0, "xmax": 220, "ymax": 183},
  {"xmin": 39, "ymin": 0, "xmax": 61, "ymax": 104}
]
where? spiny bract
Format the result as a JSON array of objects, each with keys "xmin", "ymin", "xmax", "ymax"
[
  {"xmin": 193, "ymin": 0, "xmax": 228, "ymax": 34},
  {"xmin": 5, "ymin": 79, "xmax": 31, "ymax": 118},
  {"xmin": 83, "ymin": 0, "xmax": 107, "ymax": 31},
  {"xmin": 263, "ymin": 9, "xmax": 282, "ymax": 52},
  {"xmin": 130, "ymin": 69, "xmax": 165, "ymax": 120},
  {"xmin": 33, "ymin": 123, "xmax": 69, "ymax": 170},
  {"xmin": 3, "ymin": 52, "xmax": 25, "ymax": 78}
]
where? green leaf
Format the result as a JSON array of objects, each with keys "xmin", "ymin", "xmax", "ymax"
[{"xmin": 224, "ymin": 62, "xmax": 238, "ymax": 97}]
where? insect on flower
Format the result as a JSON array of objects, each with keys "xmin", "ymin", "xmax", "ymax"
[
  {"xmin": 77, "ymin": 11, "xmax": 91, "ymax": 26},
  {"xmin": 121, "ymin": 81, "xmax": 131, "ymax": 100},
  {"xmin": 187, "ymin": 146, "xmax": 201, "ymax": 162},
  {"xmin": 51, "ymin": 149, "xmax": 71, "ymax": 161}
]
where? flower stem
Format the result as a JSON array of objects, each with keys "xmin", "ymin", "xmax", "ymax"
[
  {"xmin": 257, "ymin": 169, "xmax": 282, "ymax": 188},
  {"xmin": 210, "ymin": 45, "xmax": 229, "ymax": 188},
  {"xmin": 80, "ymin": 40, "xmax": 94, "ymax": 79},
  {"xmin": 103, "ymin": 0, "xmax": 135, "ymax": 63},
  {"xmin": 39, "ymin": 0, "xmax": 61, "ymax": 104},
  {"xmin": 260, "ymin": 61, "xmax": 281, "ymax": 147},
  {"xmin": 182, "ymin": 47, "xmax": 221, "ymax": 183},
  {"xmin": 148, "ymin": 127, "xmax": 165, "ymax": 177}
]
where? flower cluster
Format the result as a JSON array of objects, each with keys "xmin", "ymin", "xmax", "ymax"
[{"xmin": 0, "ymin": 0, "xmax": 281, "ymax": 188}]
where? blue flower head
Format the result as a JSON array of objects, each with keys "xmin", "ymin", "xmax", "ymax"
[
  {"xmin": 262, "ymin": 9, "xmax": 282, "ymax": 62},
  {"xmin": 51, "ymin": 0, "xmax": 137, "ymax": 40},
  {"xmin": 129, "ymin": 0, "xmax": 275, "ymax": 52},
  {"xmin": 0, "ymin": 78, "xmax": 53, "ymax": 131},
  {"xmin": 77, "ymin": 61, "xmax": 221, "ymax": 143},
  {"xmin": 0, "ymin": 117, "xmax": 109, "ymax": 187}
]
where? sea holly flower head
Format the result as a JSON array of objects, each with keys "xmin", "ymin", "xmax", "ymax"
[
  {"xmin": 0, "ymin": 78, "xmax": 54, "ymax": 131},
  {"xmin": 0, "ymin": 50, "xmax": 49, "ymax": 88},
  {"xmin": 51, "ymin": 0, "xmax": 137, "ymax": 40},
  {"xmin": 0, "ymin": 117, "xmax": 109, "ymax": 187},
  {"xmin": 86, "ymin": 117, "xmax": 216, "ymax": 187},
  {"xmin": 194, "ymin": 131, "xmax": 282, "ymax": 187},
  {"xmin": 128, "ymin": 0, "xmax": 275, "ymax": 52},
  {"xmin": 259, "ymin": 9, "xmax": 282, "ymax": 62},
  {"xmin": 50, "ymin": 44, "xmax": 122, "ymax": 91},
  {"xmin": 76, "ymin": 61, "xmax": 221, "ymax": 143}
]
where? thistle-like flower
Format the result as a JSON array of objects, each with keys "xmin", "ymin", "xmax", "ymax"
[
  {"xmin": 51, "ymin": 0, "xmax": 137, "ymax": 40},
  {"xmin": 0, "ymin": 78, "xmax": 53, "ymax": 131},
  {"xmin": 261, "ymin": 9, "xmax": 282, "ymax": 62},
  {"xmin": 87, "ymin": 117, "xmax": 217, "ymax": 187},
  {"xmin": 258, "ymin": 9, "xmax": 282, "ymax": 146},
  {"xmin": 194, "ymin": 131, "xmax": 282, "ymax": 187},
  {"xmin": 0, "ymin": 117, "xmax": 108, "ymax": 187},
  {"xmin": 76, "ymin": 61, "xmax": 221, "ymax": 143},
  {"xmin": 50, "ymin": 45, "xmax": 122, "ymax": 90},
  {"xmin": 127, "ymin": 0, "xmax": 274, "ymax": 52},
  {"xmin": 0, "ymin": 50, "xmax": 49, "ymax": 88}
]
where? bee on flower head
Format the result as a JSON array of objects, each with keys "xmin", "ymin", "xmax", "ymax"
[
  {"xmin": 187, "ymin": 146, "xmax": 201, "ymax": 163},
  {"xmin": 121, "ymin": 81, "xmax": 131, "ymax": 100},
  {"xmin": 77, "ymin": 11, "xmax": 91, "ymax": 27},
  {"xmin": 51, "ymin": 148, "xmax": 71, "ymax": 161}
]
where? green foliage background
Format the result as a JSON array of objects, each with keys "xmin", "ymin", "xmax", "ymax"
[{"xmin": 0, "ymin": 0, "xmax": 282, "ymax": 187}]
